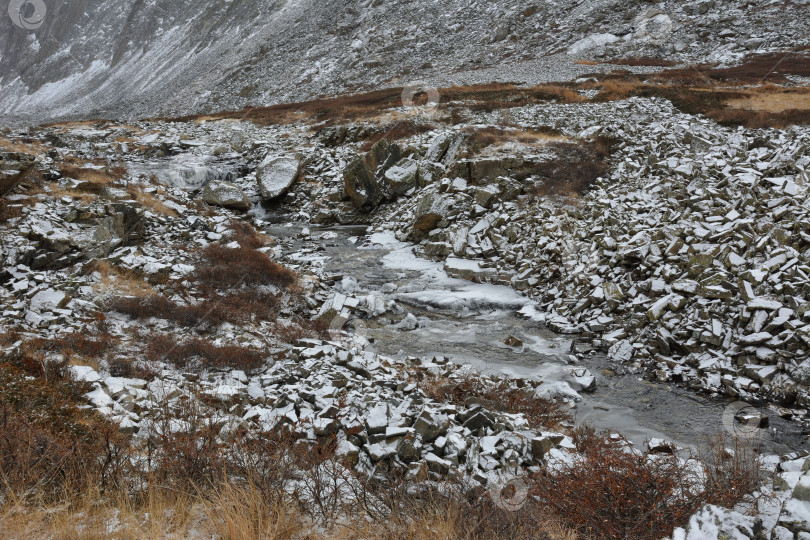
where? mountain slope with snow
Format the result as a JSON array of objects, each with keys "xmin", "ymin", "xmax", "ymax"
[{"xmin": 0, "ymin": 0, "xmax": 807, "ymax": 125}]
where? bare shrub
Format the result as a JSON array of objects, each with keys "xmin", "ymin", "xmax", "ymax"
[
  {"xmin": 0, "ymin": 349, "xmax": 128, "ymax": 503},
  {"xmin": 108, "ymin": 356, "xmax": 158, "ymax": 380},
  {"xmin": 531, "ymin": 427, "xmax": 764, "ymax": 540},
  {"xmin": 108, "ymin": 289, "xmax": 280, "ymax": 329}
]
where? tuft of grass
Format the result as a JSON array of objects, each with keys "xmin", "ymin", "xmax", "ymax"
[
  {"xmin": 358, "ymin": 120, "xmax": 435, "ymax": 152},
  {"xmin": 194, "ymin": 243, "xmax": 297, "ymax": 291},
  {"xmin": 108, "ymin": 290, "xmax": 281, "ymax": 329}
]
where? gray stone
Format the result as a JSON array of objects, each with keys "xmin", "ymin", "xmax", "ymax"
[
  {"xmin": 202, "ymin": 180, "xmax": 250, "ymax": 211},
  {"xmin": 257, "ymin": 155, "xmax": 300, "ymax": 200}
]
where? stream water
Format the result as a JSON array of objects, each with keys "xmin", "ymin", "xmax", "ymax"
[{"xmin": 263, "ymin": 219, "xmax": 806, "ymax": 455}]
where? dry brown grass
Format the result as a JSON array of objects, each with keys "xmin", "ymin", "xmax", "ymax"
[
  {"xmin": 0, "ymin": 136, "xmax": 48, "ymax": 156},
  {"xmin": 127, "ymin": 184, "xmax": 178, "ymax": 216},
  {"xmin": 193, "ymin": 243, "xmax": 297, "ymax": 291},
  {"xmin": 163, "ymin": 83, "xmax": 584, "ymax": 127},
  {"xmin": 59, "ymin": 160, "xmax": 126, "ymax": 192},
  {"xmin": 463, "ymin": 125, "xmax": 566, "ymax": 154},
  {"xmin": 358, "ymin": 120, "xmax": 435, "ymax": 152},
  {"xmin": 145, "ymin": 333, "xmax": 265, "ymax": 372},
  {"xmin": 108, "ymin": 290, "xmax": 281, "ymax": 330},
  {"xmin": 606, "ymin": 57, "xmax": 679, "ymax": 67},
  {"xmin": 88, "ymin": 260, "xmax": 157, "ymax": 298}
]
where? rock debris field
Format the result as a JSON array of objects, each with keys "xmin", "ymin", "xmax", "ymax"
[{"xmin": 2, "ymin": 88, "xmax": 810, "ymax": 537}]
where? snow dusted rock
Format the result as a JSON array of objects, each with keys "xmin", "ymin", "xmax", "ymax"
[
  {"xmin": 343, "ymin": 138, "xmax": 401, "ymax": 210},
  {"xmin": 257, "ymin": 155, "xmax": 300, "ymax": 201},
  {"xmin": 444, "ymin": 257, "xmax": 496, "ymax": 282},
  {"xmin": 202, "ymin": 180, "xmax": 250, "ymax": 211},
  {"xmin": 410, "ymin": 191, "xmax": 453, "ymax": 238},
  {"xmin": 383, "ymin": 158, "xmax": 420, "ymax": 195},
  {"xmin": 29, "ymin": 289, "xmax": 67, "ymax": 311},
  {"xmin": 666, "ymin": 505, "xmax": 759, "ymax": 540},
  {"xmin": 69, "ymin": 365, "xmax": 102, "ymax": 383},
  {"xmin": 566, "ymin": 367, "xmax": 596, "ymax": 392}
]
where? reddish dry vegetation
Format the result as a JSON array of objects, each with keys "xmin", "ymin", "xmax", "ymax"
[
  {"xmin": 528, "ymin": 136, "xmax": 616, "ymax": 198},
  {"xmin": 194, "ymin": 243, "xmax": 297, "ymax": 291},
  {"xmin": 358, "ymin": 120, "xmax": 436, "ymax": 151},
  {"xmin": 108, "ymin": 289, "xmax": 282, "ymax": 329},
  {"xmin": 109, "ymin": 222, "xmax": 296, "ymax": 330},
  {"xmin": 0, "ymin": 328, "xmax": 763, "ymax": 539},
  {"xmin": 416, "ymin": 372, "xmax": 571, "ymax": 430},
  {"xmin": 161, "ymin": 52, "xmax": 810, "ymax": 132},
  {"xmin": 0, "ymin": 343, "xmax": 126, "ymax": 503},
  {"xmin": 606, "ymin": 56, "xmax": 680, "ymax": 67},
  {"xmin": 531, "ymin": 428, "xmax": 764, "ymax": 540},
  {"xmin": 167, "ymin": 82, "xmax": 582, "ymax": 127},
  {"xmin": 146, "ymin": 333, "xmax": 265, "ymax": 372},
  {"xmin": 463, "ymin": 125, "xmax": 564, "ymax": 151},
  {"xmin": 588, "ymin": 51, "xmax": 810, "ymax": 129}
]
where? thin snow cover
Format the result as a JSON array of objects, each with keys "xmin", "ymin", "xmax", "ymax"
[
  {"xmin": 365, "ymin": 232, "xmax": 535, "ymax": 312},
  {"xmin": 567, "ymin": 33, "xmax": 620, "ymax": 55}
]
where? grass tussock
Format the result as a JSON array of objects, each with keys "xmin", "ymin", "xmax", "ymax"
[
  {"xmin": 126, "ymin": 184, "xmax": 178, "ymax": 216},
  {"xmin": 463, "ymin": 125, "xmax": 566, "ymax": 154},
  {"xmin": 194, "ymin": 242, "xmax": 296, "ymax": 292},
  {"xmin": 87, "ymin": 259, "xmax": 157, "ymax": 298},
  {"xmin": 108, "ymin": 289, "xmax": 281, "ymax": 329},
  {"xmin": 58, "ymin": 158, "xmax": 127, "ymax": 193}
]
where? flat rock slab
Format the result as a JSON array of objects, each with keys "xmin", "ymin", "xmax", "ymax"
[{"xmin": 258, "ymin": 155, "xmax": 300, "ymax": 201}]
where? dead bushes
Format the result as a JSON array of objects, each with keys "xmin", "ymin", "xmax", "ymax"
[
  {"xmin": 531, "ymin": 427, "xmax": 764, "ymax": 540},
  {"xmin": 108, "ymin": 290, "xmax": 281, "ymax": 329},
  {"xmin": 0, "ymin": 348, "xmax": 127, "ymax": 503}
]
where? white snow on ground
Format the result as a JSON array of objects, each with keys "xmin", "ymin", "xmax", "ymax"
[{"xmin": 365, "ymin": 231, "xmax": 536, "ymax": 312}]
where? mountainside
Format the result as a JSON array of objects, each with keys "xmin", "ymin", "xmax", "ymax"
[{"xmin": 0, "ymin": 0, "xmax": 808, "ymax": 125}]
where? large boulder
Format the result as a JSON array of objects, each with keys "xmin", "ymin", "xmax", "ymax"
[
  {"xmin": 202, "ymin": 180, "xmax": 250, "ymax": 211},
  {"xmin": 424, "ymin": 132, "xmax": 464, "ymax": 164},
  {"xmin": 343, "ymin": 138, "xmax": 401, "ymax": 210},
  {"xmin": 411, "ymin": 191, "xmax": 453, "ymax": 237},
  {"xmin": 383, "ymin": 158, "xmax": 419, "ymax": 195},
  {"xmin": 257, "ymin": 155, "xmax": 300, "ymax": 201}
]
